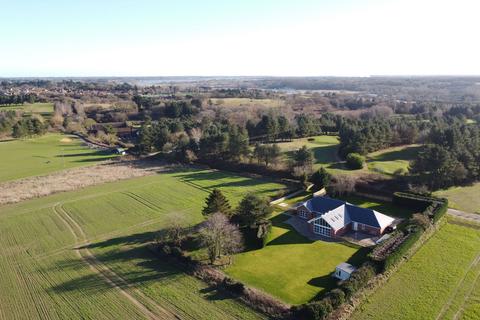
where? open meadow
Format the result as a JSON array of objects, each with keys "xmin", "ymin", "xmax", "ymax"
[
  {"xmin": 366, "ymin": 144, "xmax": 422, "ymax": 176},
  {"xmin": 0, "ymin": 167, "xmax": 287, "ymax": 319},
  {"xmin": 351, "ymin": 219, "xmax": 480, "ymax": 320},
  {"xmin": 0, "ymin": 133, "xmax": 116, "ymax": 182}
]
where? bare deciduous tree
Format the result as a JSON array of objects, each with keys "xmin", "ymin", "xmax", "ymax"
[
  {"xmin": 327, "ymin": 174, "xmax": 357, "ymax": 196},
  {"xmin": 198, "ymin": 212, "xmax": 243, "ymax": 265}
]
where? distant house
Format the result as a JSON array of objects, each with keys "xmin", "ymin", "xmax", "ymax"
[
  {"xmin": 295, "ymin": 197, "xmax": 395, "ymax": 238},
  {"xmin": 334, "ymin": 262, "xmax": 356, "ymax": 280}
]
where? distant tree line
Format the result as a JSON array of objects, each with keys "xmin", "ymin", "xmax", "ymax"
[{"xmin": 0, "ymin": 94, "xmax": 36, "ymax": 106}]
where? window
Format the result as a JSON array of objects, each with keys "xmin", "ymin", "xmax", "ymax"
[
  {"xmin": 299, "ymin": 209, "xmax": 308, "ymax": 219},
  {"xmin": 313, "ymin": 218, "xmax": 331, "ymax": 237}
]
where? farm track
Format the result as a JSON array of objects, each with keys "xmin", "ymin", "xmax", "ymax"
[
  {"xmin": 453, "ymin": 255, "xmax": 480, "ymax": 320},
  {"xmin": 53, "ymin": 203, "xmax": 181, "ymax": 320},
  {"xmin": 436, "ymin": 252, "xmax": 480, "ymax": 320}
]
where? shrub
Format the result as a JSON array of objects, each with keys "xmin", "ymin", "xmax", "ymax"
[
  {"xmin": 221, "ymin": 277, "xmax": 245, "ymax": 295},
  {"xmin": 346, "ymin": 153, "xmax": 365, "ymax": 169},
  {"xmin": 411, "ymin": 213, "xmax": 431, "ymax": 230},
  {"xmin": 340, "ymin": 263, "xmax": 376, "ymax": 298},
  {"xmin": 326, "ymin": 289, "xmax": 346, "ymax": 308},
  {"xmin": 293, "ymin": 299, "xmax": 333, "ymax": 320}
]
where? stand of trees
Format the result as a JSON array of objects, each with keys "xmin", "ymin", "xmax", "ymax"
[
  {"xmin": 0, "ymin": 94, "xmax": 36, "ymax": 106},
  {"xmin": 411, "ymin": 124, "xmax": 480, "ymax": 189}
]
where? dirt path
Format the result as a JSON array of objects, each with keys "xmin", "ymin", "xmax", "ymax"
[
  {"xmin": 53, "ymin": 204, "xmax": 180, "ymax": 320},
  {"xmin": 448, "ymin": 208, "xmax": 480, "ymax": 224}
]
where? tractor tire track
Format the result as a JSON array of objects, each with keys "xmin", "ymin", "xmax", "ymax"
[
  {"xmin": 53, "ymin": 203, "xmax": 180, "ymax": 320},
  {"xmin": 436, "ymin": 252, "xmax": 480, "ymax": 320}
]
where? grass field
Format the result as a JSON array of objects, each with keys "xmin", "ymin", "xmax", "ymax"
[
  {"xmin": 351, "ymin": 220, "xmax": 480, "ymax": 320},
  {"xmin": 210, "ymin": 98, "xmax": 284, "ymax": 108},
  {"xmin": 0, "ymin": 133, "xmax": 116, "ymax": 182},
  {"xmin": 0, "ymin": 168, "xmax": 286, "ymax": 319},
  {"xmin": 434, "ymin": 183, "xmax": 480, "ymax": 214},
  {"xmin": 0, "ymin": 102, "xmax": 54, "ymax": 117},
  {"xmin": 366, "ymin": 144, "xmax": 422, "ymax": 175}
]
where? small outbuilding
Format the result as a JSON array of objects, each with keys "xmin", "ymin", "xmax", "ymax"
[{"xmin": 334, "ymin": 262, "xmax": 356, "ymax": 280}]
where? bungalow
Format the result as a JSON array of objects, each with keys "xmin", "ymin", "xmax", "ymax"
[{"xmin": 296, "ymin": 197, "xmax": 395, "ymax": 238}]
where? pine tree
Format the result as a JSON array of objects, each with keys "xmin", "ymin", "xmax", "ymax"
[{"xmin": 202, "ymin": 189, "xmax": 231, "ymax": 217}]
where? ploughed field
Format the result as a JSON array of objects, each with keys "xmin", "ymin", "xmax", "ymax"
[
  {"xmin": 351, "ymin": 219, "xmax": 480, "ymax": 320},
  {"xmin": 0, "ymin": 168, "xmax": 287, "ymax": 319},
  {"xmin": 0, "ymin": 133, "xmax": 116, "ymax": 182}
]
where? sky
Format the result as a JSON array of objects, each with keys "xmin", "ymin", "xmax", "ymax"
[{"xmin": 0, "ymin": 0, "xmax": 479, "ymax": 77}]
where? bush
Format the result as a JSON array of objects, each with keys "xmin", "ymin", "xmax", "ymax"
[
  {"xmin": 222, "ymin": 277, "xmax": 245, "ymax": 295},
  {"xmin": 340, "ymin": 263, "xmax": 376, "ymax": 298},
  {"xmin": 411, "ymin": 213, "xmax": 431, "ymax": 230},
  {"xmin": 326, "ymin": 289, "xmax": 345, "ymax": 308},
  {"xmin": 293, "ymin": 299, "xmax": 333, "ymax": 320},
  {"xmin": 346, "ymin": 153, "xmax": 365, "ymax": 169}
]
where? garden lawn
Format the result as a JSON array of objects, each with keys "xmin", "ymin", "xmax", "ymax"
[
  {"xmin": 226, "ymin": 213, "xmax": 368, "ymax": 305},
  {"xmin": 351, "ymin": 221, "xmax": 480, "ymax": 320},
  {"xmin": 0, "ymin": 133, "xmax": 116, "ymax": 182},
  {"xmin": 434, "ymin": 182, "xmax": 480, "ymax": 214},
  {"xmin": 0, "ymin": 167, "xmax": 285, "ymax": 319}
]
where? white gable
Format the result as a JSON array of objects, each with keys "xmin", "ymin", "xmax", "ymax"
[
  {"xmin": 372, "ymin": 211, "xmax": 395, "ymax": 229},
  {"xmin": 320, "ymin": 205, "xmax": 351, "ymax": 231}
]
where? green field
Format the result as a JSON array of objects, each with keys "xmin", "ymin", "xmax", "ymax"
[
  {"xmin": 0, "ymin": 168, "xmax": 286, "ymax": 319},
  {"xmin": 434, "ymin": 183, "xmax": 480, "ymax": 214},
  {"xmin": 226, "ymin": 195, "xmax": 411, "ymax": 305},
  {"xmin": 366, "ymin": 144, "xmax": 422, "ymax": 175},
  {"xmin": 0, "ymin": 102, "xmax": 54, "ymax": 117},
  {"xmin": 0, "ymin": 133, "xmax": 116, "ymax": 182},
  {"xmin": 351, "ymin": 221, "xmax": 480, "ymax": 320}
]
